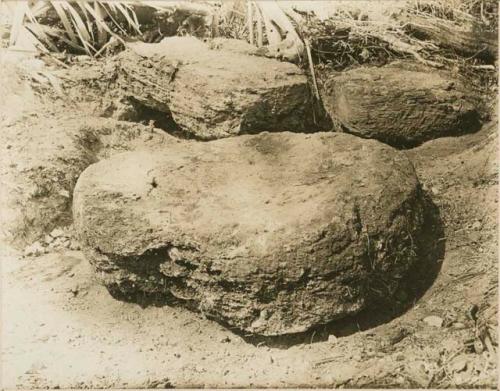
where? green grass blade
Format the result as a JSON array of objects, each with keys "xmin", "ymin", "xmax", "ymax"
[
  {"xmin": 75, "ymin": 1, "xmax": 95, "ymax": 42},
  {"xmin": 123, "ymin": 2, "xmax": 140, "ymax": 28},
  {"xmin": 81, "ymin": 2, "xmax": 114, "ymax": 36},
  {"xmin": 30, "ymin": 1, "xmax": 52, "ymax": 18},
  {"xmin": 34, "ymin": 22, "xmax": 85, "ymax": 52}
]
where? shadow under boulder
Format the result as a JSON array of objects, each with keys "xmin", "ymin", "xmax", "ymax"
[
  {"xmin": 321, "ymin": 62, "xmax": 483, "ymax": 148},
  {"xmin": 74, "ymin": 131, "xmax": 435, "ymax": 336}
]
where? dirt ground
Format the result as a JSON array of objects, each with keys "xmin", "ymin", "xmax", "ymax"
[{"xmin": 0, "ymin": 52, "xmax": 498, "ymax": 388}]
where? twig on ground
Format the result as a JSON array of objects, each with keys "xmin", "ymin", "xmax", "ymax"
[
  {"xmin": 247, "ymin": 2, "xmax": 254, "ymax": 45},
  {"xmin": 304, "ymin": 38, "xmax": 320, "ymax": 101},
  {"xmin": 427, "ymin": 348, "xmax": 464, "ymax": 387},
  {"xmin": 470, "ymin": 64, "xmax": 496, "ymax": 70},
  {"xmin": 313, "ymin": 355, "xmax": 343, "ymax": 368},
  {"xmin": 39, "ymin": 51, "xmax": 69, "ymax": 69},
  {"xmin": 255, "ymin": 2, "xmax": 263, "ymax": 47}
]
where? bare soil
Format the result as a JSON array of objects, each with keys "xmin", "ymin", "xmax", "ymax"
[{"xmin": 0, "ymin": 50, "xmax": 497, "ymax": 388}]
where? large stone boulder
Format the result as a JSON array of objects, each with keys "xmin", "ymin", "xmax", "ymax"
[
  {"xmin": 321, "ymin": 62, "xmax": 482, "ymax": 148},
  {"xmin": 73, "ymin": 132, "xmax": 429, "ymax": 336},
  {"xmin": 60, "ymin": 37, "xmax": 325, "ymax": 140}
]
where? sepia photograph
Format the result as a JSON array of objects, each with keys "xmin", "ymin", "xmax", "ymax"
[{"xmin": 0, "ymin": 0, "xmax": 497, "ymax": 388}]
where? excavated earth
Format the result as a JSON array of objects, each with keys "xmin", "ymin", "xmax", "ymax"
[
  {"xmin": 0, "ymin": 114, "xmax": 169, "ymax": 248},
  {"xmin": 0, "ymin": 40, "xmax": 497, "ymax": 388}
]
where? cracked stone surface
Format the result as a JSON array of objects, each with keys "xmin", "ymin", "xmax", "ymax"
[{"xmin": 73, "ymin": 131, "xmax": 429, "ymax": 336}]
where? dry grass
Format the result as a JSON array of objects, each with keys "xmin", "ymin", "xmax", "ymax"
[
  {"xmin": 412, "ymin": 0, "xmax": 498, "ymax": 28},
  {"xmin": 303, "ymin": 0, "xmax": 496, "ymax": 68}
]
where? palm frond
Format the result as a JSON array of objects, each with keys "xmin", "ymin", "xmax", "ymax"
[
  {"xmin": 9, "ymin": 2, "xmax": 29, "ymax": 47},
  {"xmin": 51, "ymin": 1, "xmax": 79, "ymax": 45},
  {"xmin": 109, "ymin": 2, "xmax": 141, "ymax": 34},
  {"xmin": 8, "ymin": 0, "xmax": 143, "ymax": 56},
  {"xmin": 93, "ymin": 2, "xmax": 108, "ymax": 46},
  {"xmin": 24, "ymin": 5, "xmax": 60, "ymax": 52}
]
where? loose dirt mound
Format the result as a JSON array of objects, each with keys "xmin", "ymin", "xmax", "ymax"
[
  {"xmin": 73, "ymin": 131, "xmax": 431, "ymax": 336},
  {"xmin": 0, "ymin": 113, "xmax": 172, "ymax": 248}
]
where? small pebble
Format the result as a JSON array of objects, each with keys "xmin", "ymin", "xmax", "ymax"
[
  {"xmin": 474, "ymin": 339, "xmax": 485, "ymax": 354},
  {"xmin": 423, "ymin": 315, "xmax": 443, "ymax": 328},
  {"xmin": 58, "ymin": 189, "xmax": 70, "ymax": 198},
  {"xmin": 68, "ymin": 287, "xmax": 79, "ymax": 296},
  {"xmin": 328, "ymin": 334, "xmax": 338, "ymax": 343},
  {"xmin": 472, "ymin": 221, "xmax": 481, "ymax": 230},
  {"xmin": 69, "ymin": 240, "xmax": 81, "ymax": 251},
  {"xmin": 451, "ymin": 357, "xmax": 468, "ymax": 373},
  {"xmin": 50, "ymin": 228, "xmax": 65, "ymax": 238},
  {"xmin": 24, "ymin": 241, "xmax": 45, "ymax": 257}
]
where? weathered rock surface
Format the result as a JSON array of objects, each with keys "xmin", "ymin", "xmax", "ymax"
[
  {"xmin": 129, "ymin": 37, "xmax": 324, "ymax": 138},
  {"xmin": 0, "ymin": 114, "xmax": 172, "ymax": 248},
  {"xmin": 321, "ymin": 62, "xmax": 482, "ymax": 148},
  {"xmin": 73, "ymin": 131, "xmax": 429, "ymax": 336},
  {"xmin": 60, "ymin": 37, "xmax": 323, "ymax": 140}
]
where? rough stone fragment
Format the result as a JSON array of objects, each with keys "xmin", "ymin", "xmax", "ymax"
[{"xmin": 73, "ymin": 131, "xmax": 429, "ymax": 336}]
